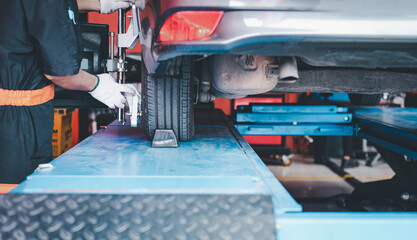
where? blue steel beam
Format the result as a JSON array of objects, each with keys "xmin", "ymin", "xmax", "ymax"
[
  {"xmin": 236, "ymin": 124, "xmax": 353, "ymax": 136},
  {"xmin": 236, "ymin": 113, "xmax": 352, "ymax": 124},
  {"xmin": 250, "ymin": 105, "xmax": 348, "ymax": 113},
  {"xmin": 236, "ymin": 105, "xmax": 353, "ymax": 136}
]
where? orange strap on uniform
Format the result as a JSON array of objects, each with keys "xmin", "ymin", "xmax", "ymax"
[
  {"xmin": 0, "ymin": 184, "xmax": 18, "ymax": 194},
  {"xmin": 0, "ymin": 84, "xmax": 55, "ymax": 106}
]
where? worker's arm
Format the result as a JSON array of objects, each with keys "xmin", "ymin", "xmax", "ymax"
[
  {"xmin": 77, "ymin": 0, "xmax": 100, "ymax": 12},
  {"xmin": 45, "ymin": 69, "xmax": 97, "ymax": 91},
  {"xmin": 77, "ymin": 0, "xmax": 130, "ymax": 13},
  {"xmin": 45, "ymin": 70, "xmax": 136, "ymax": 109}
]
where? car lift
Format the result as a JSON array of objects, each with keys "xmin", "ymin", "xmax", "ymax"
[
  {"xmin": 1, "ymin": 107, "xmax": 417, "ymax": 239},
  {"xmin": 236, "ymin": 105, "xmax": 417, "ymax": 198}
]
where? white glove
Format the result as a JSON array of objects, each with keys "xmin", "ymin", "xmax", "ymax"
[
  {"xmin": 100, "ymin": 0, "xmax": 130, "ymax": 14},
  {"xmin": 89, "ymin": 74, "xmax": 136, "ymax": 109},
  {"xmin": 116, "ymin": 0, "xmax": 145, "ymax": 10}
]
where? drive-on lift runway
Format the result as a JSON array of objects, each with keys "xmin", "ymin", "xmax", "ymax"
[
  {"xmin": 1, "ymin": 108, "xmax": 417, "ymax": 239},
  {"xmin": 2, "ymin": 110, "xmax": 299, "ymax": 239}
]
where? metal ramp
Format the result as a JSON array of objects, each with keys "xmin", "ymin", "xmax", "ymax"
[
  {"xmin": 2, "ymin": 109, "xmax": 300, "ymax": 239},
  {"xmin": 2, "ymin": 107, "xmax": 417, "ymax": 240}
]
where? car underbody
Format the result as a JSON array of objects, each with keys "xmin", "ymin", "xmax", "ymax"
[{"xmin": 132, "ymin": 0, "xmax": 417, "ymax": 141}]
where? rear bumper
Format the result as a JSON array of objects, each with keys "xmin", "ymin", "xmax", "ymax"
[{"xmin": 142, "ymin": 10, "xmax": 417, "ymax": 72}]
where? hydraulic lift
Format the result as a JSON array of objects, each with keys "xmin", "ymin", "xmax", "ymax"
[
  {"xmin": 1, "ymin": 109, "xmax": 298, "ymax": 239},
  {"xmin": 236, "ymin": 105, "xmax": 417, "ymax": 203},
  {"xmin": 1, "ymin": 107, "xmax": 417, "ymax": 239}
]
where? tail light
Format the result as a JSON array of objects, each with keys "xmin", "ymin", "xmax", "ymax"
[{"xmin": 158, "ymin": 11, "xmax": 224, "ymax": 42}]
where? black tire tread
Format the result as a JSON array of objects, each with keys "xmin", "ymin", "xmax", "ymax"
[{"xmin": 141, "ymin": 57, "xmax": 194, "ymax": 141}]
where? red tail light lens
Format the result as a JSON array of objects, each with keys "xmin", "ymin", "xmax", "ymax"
[{"xmin": 158, "ymin": 11, "xmax": 224, "ymax": 42}]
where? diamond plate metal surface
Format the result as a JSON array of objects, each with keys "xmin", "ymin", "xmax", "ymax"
[{"xmin": 0, "ymin": 194, "xmax": 275, "ymax": 239}]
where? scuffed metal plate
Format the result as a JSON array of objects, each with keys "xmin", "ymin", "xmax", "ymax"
[{"xmin": 0, "ymin": 194, "xmax": 275, "ymax": 240}]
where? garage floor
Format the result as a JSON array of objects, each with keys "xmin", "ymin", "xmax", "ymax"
[{"xmin": 267, "ymin": 154, "xmax": 396, "ymax": 211}]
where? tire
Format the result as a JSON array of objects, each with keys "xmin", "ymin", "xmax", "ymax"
[
  {"xmin": 348, "ymin": 94, "xmax": 382, "ymax": 106},
  {"xmin": 141, "ymin": 57, "xmax": 195, "ymax": 141}
]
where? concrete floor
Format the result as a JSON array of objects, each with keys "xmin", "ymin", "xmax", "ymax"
[{"xmin": 267, "ymin": 154, "xmax": 395, "ymax": 199}]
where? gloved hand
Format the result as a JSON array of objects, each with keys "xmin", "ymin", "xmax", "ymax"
[
  {"xmin": 89, "ymin": 74, "xmax": 136, "ymax": 109},
  {"xmin": 99, "ymin": 0, "xmax": 130, "ymax": 14}
]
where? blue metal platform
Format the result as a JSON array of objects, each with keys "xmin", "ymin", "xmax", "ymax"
[
  {"xmin": 12, "ymin": 111, "xmax": 300, "ymax": 215},
  {"xmin": 3, "ymin": 108, "xmax": 417, "ymax": 240},
  {"xmin": 353, "ymin": 107, "xmax": 417, "ymax": 159},
  {"xmin": 6, "ymin": 110, "xmax": 300, "ymax": 239}
]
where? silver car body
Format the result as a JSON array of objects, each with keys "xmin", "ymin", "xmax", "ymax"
[{"xmin": 139, "ymin": 0, "xmax": 417, "ymax": 73}]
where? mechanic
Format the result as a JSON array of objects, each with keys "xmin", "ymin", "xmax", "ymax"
[{"xmin": 0, "ymin": 0, "xmax": 133, "ymax": 184}]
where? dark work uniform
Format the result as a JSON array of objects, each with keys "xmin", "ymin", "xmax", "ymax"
[{"xmin": 0, "ymin": 0, "xmax": 83, "ymax": 183}]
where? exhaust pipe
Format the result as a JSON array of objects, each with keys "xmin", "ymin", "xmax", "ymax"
[{"xmin": 278, "ymin": 57, "xmax": 299, "ymax": 83}]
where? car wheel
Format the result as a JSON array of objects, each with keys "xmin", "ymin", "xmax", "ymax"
[
  {"xmin": 141, "ymin": 57, "xmax": 195, "ymax": 141},
  {"xmin": 348, "ymin": 94, "xmax": 382, "ymax": 106}
]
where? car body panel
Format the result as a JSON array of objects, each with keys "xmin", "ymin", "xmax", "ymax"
[{"xmin": 139, "ymin": 0, "xmax": 417, "ymax": 72}]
